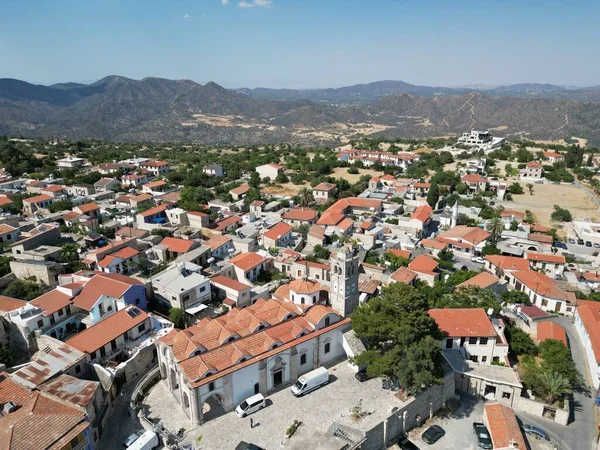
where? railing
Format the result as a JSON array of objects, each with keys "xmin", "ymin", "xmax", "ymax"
[{"xmin": 131, "ymin": 365, "xmax": 161, "ymax": 405}]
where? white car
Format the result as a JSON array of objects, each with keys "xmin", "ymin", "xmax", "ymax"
[{"xmin": 471, "ymin": 256, "xmax": 485, "ymax": 264}]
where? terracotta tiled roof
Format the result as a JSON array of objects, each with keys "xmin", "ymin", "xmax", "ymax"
[
  {"xmin": 576, "ymin": 301, "xmax": 600, "ymax": 362},
  {"xmin": 229, "ymin": 252, "xmax": 268, "ymax": 272},
  {"xmin": 410, "ymin": 204, "xmax": 432, "ymax": 223},
  {"xmin": 413, "ymin": 182, "xmax": 430, "ymax": 189},
  {"xmin": 429, "ymin": 308, "xmax": 497, "ymax": 337},
  {"xmin": 30, "ymin": 290, "xmax": 72, "ymax": 316},
  {"xmin": 390, "ymin": 267, "xmax": 417, "ymax": 284},
  {"xmin": 484, "ymin": 403, "xmax": 527, "ymax": 450},
  {"xmin": 70, "ymin": 273, "xmax": 140, "ymax": 311},
  {"xmin": 41, "ymin": 184, "xmax": 65, "ymax": 193},
  {"xmin": 140, "ymin": 160, "xmax": 168, "ymax": 167},
  {"xmin": 298, "ymin": 259, "xmax": 330, "ymax": 270},
  {"xmin": 115, "ymin": 227, "xmax": 149, "ymax": 239},
  {"xmin": 130, "ymin": 193, "xmax": 153, "ymax": 203},
  {"xmin": 143, "ymin": 180, "xmax": 167, "ymax": 189},
  {"xmin": 0, "ymin": 224, "xmax": 17, "ymax": 235},
  {"xmin": 526, "ymin": 252, "xmax": 565, "ymax": 263},
  {"xmin": 500, "ymin": 209, "xmax": 525, "ymax": 220},
  {"xmin": 583, "ymin": 272, "xmax": 600, "ymax": 283},
  {"xmin": 462, "ymin": 173, "xmax": 487, "ymax": 183},
  {"xmin": 160, "ymin": 236, "xmax": 196, "ymax": 254},
  {"xmin": 336, "ymin": 217, "xmax": 354, "ymax": 231},
  {"xmin": 437, "ymin": 226, "xmax": 491, "ymax": 246},
  {"xmin": 527, "ymin": 161, "xmax": 543, "ymax": 168},
  {"xmin": 519, "ymin": 304, "xmax": 549, "ymax": 319},
  {"xmin": 485, "ymin": 255, "xmax": 529, "ymax": 271},
  {"xmin": 139, "ymin": 204, "xmax": 168, "ymax": 217},
  {"xmin": 361, "ymin": 262, "xmax": 385, "ymax": 272},
  {"xmin": 229, "ymin": 184, "xmax": 251, "ymax": 196},
  {"xmin": 282, "ymin": 208, "xmax": 317, "ymax": 221},
  {"xmin": 512, "ymin": 270, "xmax": 576, "ymax": 302},
  {"xmin": 358, "ymin": 276, "xmax": 380, "ymax": 294},
  {"xmin": 421, "ymin": 238, "xmax": 447, "ymax": 250},
  {"xmin": 263, "ymin": 222, "xmax": 293, "ymax": 241},
  {"xmin": 289, "ymin": 279, "xmax": 322, "ymax": 295},
  {"xmin": 313, "ymin": 182, "xmax": 336, "ymax": 191},
  {"xmin": 528, "ymin": 233, "xmax": 553, "ymax": 243},
  {"xmin": 408, "ymin": 254, "xmax": 439, "ymax": 275},
  {"xmin": 531, "ymin": 224, "xmax": 551, "ymax": 233},
  {"xmin": 205, "ymin": 235, "xmax": 232, "ymax": 251},
  {"xmin": 212, "ymin": 215, "xmax": 241, "ymax": 231},
  {"xmin": 544, "ymin": 151, "xmax": 563, "ymax": 158},
  {"xmin": 317, "ymin": 211, "xmax": 345, "ymax": 226},
  {"xmin": 457, "ymin": 272, "xmax": 499, "ymax": 289},
  {"xmin": 0, "ymin": 295, "xmax": 26, "ymax": 312},
  {"xmin": 0, "ymin": 372, "xmax": 34, "ymax": 407},
  {"xmin": 66, "ymin": 306, "xmax": 148, "ymax": 354},
  {"xmin": 537, "ymin": 321, "xmax": 567, "ymax": 346},
  {"xmin": 210, "ymin": 275, "xmax": 251, "ymax": 292},
  {"xmin": 0, "ymin": 196, "xmax": 13, "ymax": 207},
  {"xmin": 23, "ymin": 194, "xmax": 53, "ymax": 204},
  {"xmin": 75, "ymin": 202, "xmax": 99, "ymax": 213},
  {"xmin": 386, "ymin": 248, "xmax": 411, "ymax": 259}
]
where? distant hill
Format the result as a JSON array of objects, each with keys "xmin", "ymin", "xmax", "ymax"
[{"xmin": 2, "ymin": 76, "xmax": 600, "ymax": 145}]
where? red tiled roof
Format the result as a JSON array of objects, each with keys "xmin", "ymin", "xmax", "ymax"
[
  {"xmin": 413, "ymin": 182, "xmax": 430, "ymax": 189},
  {"xmin": 30, "ymin": 291, "xmax": 72, "ymax": 316},
  {"xmin": 213, "ymin": 215, "xmax": 241, "ymax": 231},
  {"xmin": 421, "ymin": 238, "xmax": 447, "ymax": 250},
  {"xmin": 139, "ymin": 204, "xmax": 167, "ymax": 217},
  {"xmin": 313, "ymin": 182, "xmax": 336, "ymax": 191},
  {"xmin": 437, "ymin": 226, "xmax": 491, "ymax": 246},
  {"xmin": 462, "ymin": 174, "xmax": 487, "ymax": 183},
  {"xmin": 0, "ymin": 196, "xmax": 13, "ymax": 207},
  {"xmin": 583, "ymin": 272, "xmax": 600, "ymax": 283},
  {"xmin": 386, "ymin": 248, "xmax": 411, "ymax": 259},
  {"xmin": 390, "ymin": 267, "xmax": 417, "ymax": 284},
  {"xmin": 0, "ymin": 372, "xmax": 34, "ymax": 407},
  {"xmin": 229, "ymin": 252, "xmax": 268, "ymax": 272},
  {"xmin": 500, "ymin": 209, "xmax": 525, "ymax": 219},
  {"xmin": 205, "ymin": 235, "xmax": 232, "ymax": 251},
  {"xmin": 0, "ymin": 295, "xmax": 26, "ymax": 312},
  {"xmin": 289, "ymin": 279, "xmax": 322, "ymax": 295},
  {"xmin": 229, "ymin": 184, "xmax": 251, "ymax": 196},
  {"xmin": 457, "ymin": 272, "xmax": 499, "ymax": 289},
  {"xmin": 358, "ymin": 276, "xmax": 380, "ymax": 294},
  {"xmin": 485, "ymin": 255, "xmax": 529, "ymax": 271},
  {"xmin": 361, "ymin": 262, "xmax": 385, "ymax": 272},
  {"xmin": 576, "ymin": 301, "xmax": 600, "ymax": 362},
  {"xmin": 537, "ymin": 321, "xmax": 567, "ymax": 346},
  {"xmin": 143, "ymin": 180, "xmax": 167, "ymax": 189},
  {"xmin": 317, "ymin": 211, "xmax": 345, "ymax": 226},
  {"xmin": 41, "ymin": 185, "xmax": 65, "ymax": 193},
  {"xmin": 484, "ymin": 403, "xmax": 527, "ymax": 450},
  {"xmin": 0, "ymin": 224, "xmax": 17, "ymax": 235},
  {"xmin": 528, "ymin": 233, "xmax": 553, "ymax": 243},
  {"xmin": 161, "ymin": 236, "xmax": 196, "ymax": 254},
  {"xmin": 264, "ymin": 222, "xmax": 293, "ymax": 241},
  {"xmin": 408, "ymin": 254, "xmax": 439, "ymax": 275},
  {"xmin": 428, "ymin": 308, "xmax": 496, "ymax": 337},
  {"xmin": 211, "ymin": 275, "xmax": 251, "ymax": 292},
  {"xmin": 75, "ymin": 202, "xmax": 99, "ymax": 213},
  {"xmin": 23, "ymin": 194, "xmax": 53, "ymax": 204},
  {"xmin": 527, "ymin": 161, "xmax": 543, "ymax": 168},
  {"xmin": 70, "ymin": 273, "xmax": 139, "ymax": 311},
  {"xmin": 526, "ymin": 252, "xmax": 565, "ymax": 263},
  {"xmin": 512, "ymin": 270, "xmax": 576, "ymax": 302},
  {"xmin": 544, "ymin": 151, "xmax": 563, "ymax": 158},
  {"xmin": 337, "ymin": 217, "xmax": 354, "ymax": 231},
  {"xmin": 519, "ymin": 304, "xmax": 549, "ymax": 319},
  {"xmin": 140, "ymin": 160, "xmax": 168, "ymax": 167},
  {"xmin": 282, "ymin": 208, "xmax": 317, "ymax": 221},
  {"xmin": 66, "ymin": 306, "xmax": 148, "ymax": 353}
]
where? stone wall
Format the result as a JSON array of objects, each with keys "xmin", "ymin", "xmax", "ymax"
[
  {"xmin": 513, "ymin": 395, "xmax": 570, "ymax": 426},
  {"xmin": 116, "ymin": 342, "xmax": 158, "ymax": 383},
  {"xmin": 360, "ymin": 371, "xmax": 456, "ymax": 450}
]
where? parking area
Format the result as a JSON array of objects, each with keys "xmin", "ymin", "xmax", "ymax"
[{"xmin": 172, "ymin": 361, "xmax": 406, "ymax": 450}]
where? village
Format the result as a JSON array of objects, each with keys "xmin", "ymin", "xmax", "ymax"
[{"xmin": 0, "ymin": 132, "xmax": 600, "ymax": 450}]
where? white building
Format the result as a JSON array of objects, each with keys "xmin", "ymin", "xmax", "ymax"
[
  {"xmin": 573, "ymin": 220, "xmax": 600, "ymax": 246},
  {"xmin": 203, "ymin": 164, "xmax": 224, "ymax": 177},
  {"xmin": 457, "ymin": 130, "xmax": 505, "ymax": 151},
  {"xmin": 152, "ymin": 262, "xmax": 211, "ymax": 311},
  {"xmin": 429, "ymin": 308, "xmax": 509, "ymax": 365},
  {"xmin": 575, "ymin": 300, "xmax": 600, "ymax": 388},
  {"xmin": 508, "ymin": 270, "xmax": 576, "ymax": 315},
  {"xmin": 255, "ymin": 163, "xmax": 284, "ymax": 180},
  {"xmin": 57, "ymin": 156, "xmax": 85, "ymax": 169}
]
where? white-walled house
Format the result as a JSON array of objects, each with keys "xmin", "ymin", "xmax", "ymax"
[
  {"xmin": 255, "ymin": 163, "xmax": 284, "ymax": 180},
  {"xmin": 508, "ymin": 270, "xmax": 576, "ymax": 315},
  {"xmin": 429, "ymin": 308, "xmax": 509, "ymax": 365},
  {"xmin": 575, "ymin": 300, "xmax": 600, "ymax": 388},
  {"xmin": 155, "ymin": 300, "xmax": 350, "ymax": 426}
]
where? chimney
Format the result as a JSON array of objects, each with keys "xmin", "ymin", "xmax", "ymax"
[{"xmin": 3, "ymin": 402, "xmax": 17, "ymax": 415}]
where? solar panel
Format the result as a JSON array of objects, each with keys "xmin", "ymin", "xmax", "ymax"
[{"xmin": 127, "ymin": 308, "xmax": 141, "ymax": 318}]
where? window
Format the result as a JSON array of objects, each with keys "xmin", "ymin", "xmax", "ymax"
[
  {"xmin": 482, "ymin": 356, "xmax": 487, "ymax": 363},
  {"xmin": 324, "ymin": 317, "xmax": 330, "ymax": 326},
  {"xmin": 502, "ymin": 392, "xmax": 511, "ymax": 399},
  {"xmin": 100, "ymin": 347, "xmax": 106, "ymax": 358},
  {"xmin": 69, "ymin": 436, "xmax": 80, "ymax": 448},
  {"xmin": 200, "ymin": 286, "xmax": 206, "ymax": 292},
  {"xmin": 470, "ymin": 355, "xmax": 478, "ymax": 363},
  {"xmin": 37, "ymin": 319, "xmax": 44, "ymax": 328},
  {"xmin": 138, "ymin": 323, "xmax": 146, "ymax": 333},
  {"xmin": 324, "ymin": 343, "xmax": 330, "ymax": 354},
  {"xmin": 58, "ymin": 308, "xmax": 64, "ymax": 317},
  {"xmin": 208, "ymin": 382, "xmax": 215, "ymax": 391},
  {"xmin": 313, "ymin": 296, "xmax": 316, "ymax": 304},
  {"xmin": 135, "ymin": 298, "xmax": 140, "ymax": 305},
  {"xmin": 111, "ymin": 340, "xmax": 117, "ymax": 351},
  {"xmin": 493, "ymin": 356, "xmax": 499, "ymax": 362},
  {"xmin": 480, "ymin": 338, "xmax": 488, "ymax": 345},
  {"xmin": 468, "ymin": 337, "xmax": 477, "ymax": 345},
  {"xmin": 75, "ymin": 365, "xmax": 81, "ymax": 374},
  {"xmin": 300, "ymin": 353, "xmax": 307, "ymax": 365},
  {"xmin": 182, "ymin": 294, "xmax": 190, "ymax": 302},
  {"xmin": 90, "ymin": 351, "xmax": 96, "ymax": 360},
  {"xmin": 301, "ymin": 297, "xmax": 305, "ymax": 304},
  {"xmin": 50, "ymin": 315, "xmax": 55, "ymax": 325}
]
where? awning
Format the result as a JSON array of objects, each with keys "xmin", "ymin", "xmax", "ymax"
[
  {"xmin": 185, "ymin": 303, "xmax": 208, "ymax": 315},
  {"xmin": 152, "ymin": 217, "xmax": 166, "ymax": 223}
]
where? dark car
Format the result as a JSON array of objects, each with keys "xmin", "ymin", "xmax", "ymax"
[
  {"xmin": 523, "ymin": 424, "xmax": 550, "ymax": 441},
  {"xmin": 554, "ymin": 241, "xmax": 567, "ymax": 249},
  {"xmin": 398, "ymin": 434, "xmax": 420, "ymax": 450},
  {"xmin": 235, "ymin": 442, "xmax": 265, "ymax": 450},
  {"xmin": 578, "ymin": 239, "xmax": 585, "ymax": 245},
  {"xmin": 472, "ymin": 422, "xmax": 492, "ymax": 449},
  {"xmin": 355, "ymin": 368, "xmax": 371, "ymax": 382},
  {"xmin": 586, "ymin": 241, "xmax": 593, "ymax": 247},
  {"xmin": 421, "ymin": 425, "xmax": 445, "ymax": 445}
]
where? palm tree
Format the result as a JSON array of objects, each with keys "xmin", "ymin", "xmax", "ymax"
[
  {"xmin": 298, "ymin": 187, "xmax": 314, "ymax": 207},
  {"xmin": 487, "ymin": 217, "xmax": 505, "ymax": 243},
  {"xmin": 539, "ymin": 371, "xmax": 572, "ymax": 404},
  {"xmin": 59, "ymin": 243, "xmax": 79, "ymax": 262}
]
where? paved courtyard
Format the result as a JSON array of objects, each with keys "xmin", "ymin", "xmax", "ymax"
[{"xmin": 142, "ymin": 360, "xmax": 406, "ymax": 450}]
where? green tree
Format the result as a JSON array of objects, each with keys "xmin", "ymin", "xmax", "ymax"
[
  {"xmin": 505, "ymin": 324, "xmax": 538, "ymax": 356},
  {"xmin": 526, "ymin": 183, "xmax": 534, "ymax": 195},
  {"xmin": 0, "ymin": 344, "xmax": 13, "ymax": 366},
  {"xmin": 427, "ymin": 182, "xmax": 440, "ymax": 208},
  {"xmin": 538, "ymin": 371, "xmax": 572, "ymax": 404},
  {"xmin": 551, "ymin": 205, "xmax": 572, "ymax": 222},
  {"xmin": 312, "ymin": 245, "xmax": 330, "ymax": 260},
  {"xmin": 351, "ymin": 283, "xmax": 443, "ymax": 394},
  {"xmin": 487, "ymin": 217, "xmax": 505, "ymax": 242},
  {"xmin": 249, "ymin": 171, "xmax": 261, "ymax": 189},
  {"xmin": 298, "ymin": 187, "xmax": 314, "ymax": 207},
  {"xmin": 539, "ymin": 339, "xmax": 582, "ymax": 386},
  {"xmin": 481, "ymin": 242, "xmax": 501, "ymax": 256},
  {"xmin": 3, "ymin": 279, "xmax": 46, "ymax": 301},
  {"xmin": 507, "ymin": 183, "xmax": 524, "ymax": 195},
  {"xmin": 48, "ymin": 199, "xmax": 74, "ymax": 213},
  {"xmin": 170, "ymin": 307, "xmax": 186, "ymax": 329},
  {"xmin": 435, "ymin": 286, "xmax": 501, "ymax": 313},
  {"xmin": 381, "ymin": 252, "xmax": 409, "ymax": 271},
  {"xmin": 501, "ymin": 290, "xmax": 531, "ymax": 305},
  {"xmin": 446, "ymin": 270, "xmax": 478, "ymax": 286}
]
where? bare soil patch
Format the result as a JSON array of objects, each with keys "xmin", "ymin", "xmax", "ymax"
[{"xmin": 330, "ymin": 167, "xmax": 384, "ymax": 183}]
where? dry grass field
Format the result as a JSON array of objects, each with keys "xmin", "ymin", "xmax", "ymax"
[{"xmin": 330, "ymin": 167, "xmax": 383, "ymax": 183}]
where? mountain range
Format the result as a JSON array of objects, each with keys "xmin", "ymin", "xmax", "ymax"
[{"xmin": 2, "ymin": 76, "xmax": 600, "ymax": 146}]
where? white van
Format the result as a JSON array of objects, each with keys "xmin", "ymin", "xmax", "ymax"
[
  {"xmin": 235, "ymin": 393, "xmax": 266, "ymax": 418},
  {"xmin": 291, "ymin": 367, "xmax": 329, "ymax": 397},
  {"xmin": 126, "ymin": 430, "xmax": 159, "ymax": 450}
]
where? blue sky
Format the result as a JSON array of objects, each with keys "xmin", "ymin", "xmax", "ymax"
[{"xmin": 1, "ymin": 0, "xmax": 599, "ymax": 88}]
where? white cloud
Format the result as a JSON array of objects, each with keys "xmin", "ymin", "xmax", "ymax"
[
  {"xmin": 237, "ymin": 0, "xmax": 272, "ymax": 7},
  {"xmin": 184, "ymin": 13, "xmax": 191, "ymax": 19},
  {"xmin": 221, "ymin": 0, "xmax": 229, "ymax": 4}
]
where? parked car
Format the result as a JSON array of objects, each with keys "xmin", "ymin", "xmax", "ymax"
[
  {"xmin": 554, "ymin": 241, "xmax": 567, "ymax": 249},
  {"xmin": 398, "ymin": 434, "xmax": 421, "ymax": 450},
  {"xmin": 578, "ymin": 239, "xmax": 585, "ymax": 245},
  {"xmin": 291, "ymin": 367, "xmax": 329, "ymax": 396},
  {"xmin": 421, "ymin": 425, "xmax": 445, "ymax": 445},
  {"xmin": 127, "ymin": 430, "xmax": 159, "ymax": 450},
  {"xmin": 355, "ymin": 368, "xmax": 371, "ymax": 383},
  {"xmin": 236, "ymin": 393, "xmax": 266, "ymax": 418},
  {"xmin": 568, "ymin": 238, "xmax": 576, "ymax": 244},
  {"xmin": 123, "ymin": 430, "xmax": 145, "ymax": 449},
  {"xmin": 489, "ymin": 201, "xmax": 495, "ymax": 206},
  {"xmin": 594, "ymin": 243, "xmax": 600, "ymax": 249},
  {"xmin": 472, "ymin": 422, "xmax": 492, "ymax": 449},
  {"xmin": 471, "ymin": 256, "xmax": 485, "ymax": 264},
  {"xmin": 523, "ymin": 424, "xmax": 550, "ymax": 441},
  {"xmin": 235, "ymin": 442, "xmax": 265, "ymax": 450},
  {"xmin": 586, "ymin": 241, "xmax": 593, "ymax": 247}
]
